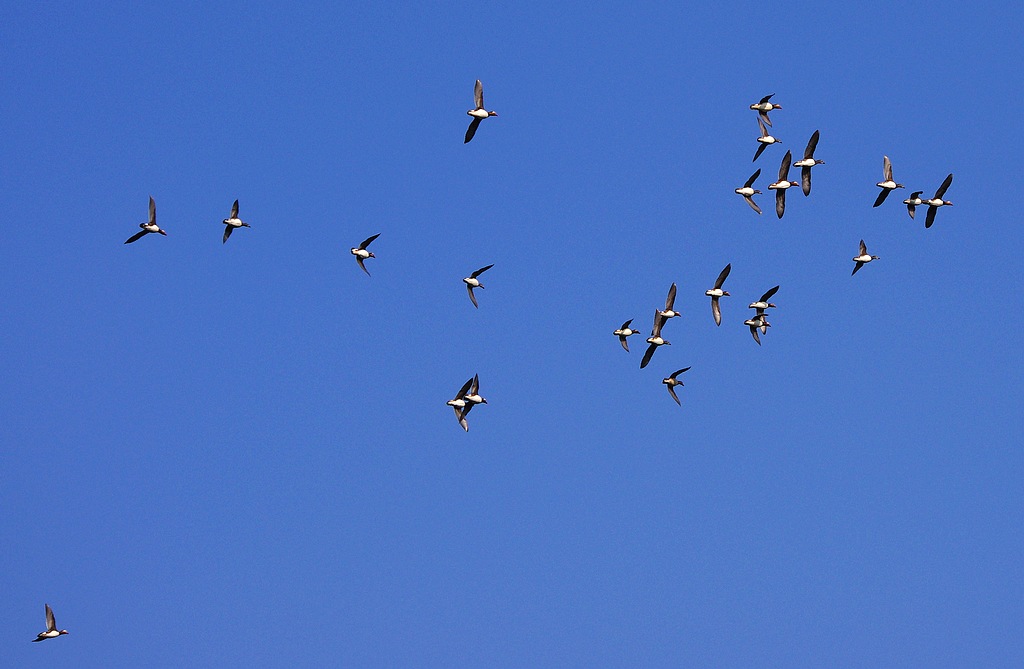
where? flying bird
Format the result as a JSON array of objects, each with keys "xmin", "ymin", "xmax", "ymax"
[
  {"xmin": 735, "ymin": 169, "xmax": 762, "ymax": 214},
  {"xmin": 750, "ymin": 93, "xmax": 781, "ymax": 127},
  {"xmin": 221, "ymin": 199, "xmax": 251, "ymax": 244},
  {"xmin": 922, "ymin": 173, "xmax": 954, "ymax": 228},
  {"xmin": 793, "ymin": 130, "xmax": 825, "ymax": 196},
  {"xmin": 463, "ymin": 264, "xmax": 494, "ymax": 308},
  {"xmin": 903, "ymin": 191, "xmax": 924, "ymax": 219},
  {"xmin": 658, "ymin": 282, "xmax": 682, "ymax": 322},
  {"xmin": 753, "ymin": 116, "xmax": 780, "ymax": 162},
  {"xmin": 465, "ymin": 80, "xmax": 498, "ymax": 143},
  {"xmin": 852, "ymin": 239, "xmax": 880, "ymax": 276},
  {"xmin": 32, "ymin": 604, "xmax": 68, "ymax": 642},
  {"xmin": 744, "ymin": 313, "xmax": 771, "ymax": 345},
  {"xmin": 640, "ymin": 308, "xmax": 671, "ymax": 369},
  {"xmin": 350, "ymin": 233, "xmax": 380, "ymax": 276},
  {"xmin": 123, "ymin": 196, "xmax": 166, "ymax": 244},
  {"xmin": 613, "ymin": 319, "xmax": 642, "ymax": 352},
  {"xmin": 768, "ymin": 150, "xmax": 799, "ymax": 218},
  {"xmin": 749, "ymin": 285, "xmax": 779, "ymax": 315},
  {"xmin": 705, "ymin": 263, "xmax": 731, "ymax": 326},
  {"xmin": 873, "ymin": 155, "xmax": 904, "ymax": 207},
  {"xmin": 662, "ymin": 367, "xmax": 691, "ymax": 406}
]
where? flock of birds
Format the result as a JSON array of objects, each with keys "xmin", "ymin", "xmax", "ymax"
[{"xmin": 30, "ymin": 80, "xmax": 958, "ymax": 640}]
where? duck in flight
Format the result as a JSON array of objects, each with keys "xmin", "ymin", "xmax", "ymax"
[
  {"xmin": 873, "ymin": 155, "xmax": 904, "ymax": 207},
  {"xmin": 749, "ymin": 285, "xmax": 779, "ymax": 316},
  {"xmin": 662, "ymin": 367, "xmax": 691, "ymax": 406},
  {"xmin": 753, "ymin": 116, "xmax": 780, "ymax": 162},
  {"xmin": 640, "ymin": 308, "xmax": 671, "ymax": 369},
  {"xmin": 750, "ymin": 93, "xmax": 781, "ymax": 127},
  {"xmin": 123, "ymin": 196, "xmax": 166, "ymax": 244},
  {"xmin": 744, "ymin": 313, "xmax": 770, "ymax": 345},
  {"xmin": 221, "ymin": 199, "xmax": 251, "ymax": 244},
  {"xmin": 465, "ymin": 80, "xmax": 498, "ymax": 143},
  {"xmin": 32, "ymin": 604, "xmax": 68, "ymax": 642},
  {"xmin": 705, "ymin": 263, "xmax": 731, "ymax": 326},
  {"xmin": 768, "ymin": 151, "xmax": 799, "ymax": 219},
  {"xmin": 613, "ymin": 319, "xmax": 641, "ymax": 352},
  {"xmin": 351, "ymin": 233, "xmax": 380, "ymax": 276},
  {"xmin": 793, "ymin": 130, "xmax": 824, "ymax": 196},
  {"xmin": 921, "ymin": 173, "xmax": 953, "ymax": 228},
  {"xmin": 463, "ymin": 264, "xmax": 494, "ymax": 308},
  {"xmin": 735, "ymin": 169, "xmax": 762, "ymax": 214},
  {"xmin": 851, "ymin": 239, "xmax": 879, "ymax": 276},
  {"xmin": 903, "ymin": 191, "xmax": 924, "ymax": 219}
]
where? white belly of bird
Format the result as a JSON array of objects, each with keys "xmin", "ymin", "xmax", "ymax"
[
  {"xmin": 464, "ymin": 278, "xmax": 480, "ymax": 287},
  {"xmin": 769, "ymin": 181, "xmax": 793, "ymax": 190},
  {"xmin": 468, "ymin": 109, "xmax": 489, "ymax": 119},
  {"xmin": 924, "ymin": 198, "xmax": 945, "ymax": 207},
  {"xmin": 735, "ymin": 187, "xmax": 756, "ymax": 196},
  {"xmin": 794, "ymin": 158, "xmax": 814, "ymax": 167},
  {"xmin": 706, "ymin": 289, "xmax": 724, "ymax": 297},
  {"xmin": 225, "ymin": 217, "xmax": 243, "ymax": 227},
  {"xmin": 878, "ymin": 180, "xmax": 897, "ymax": 189},
  {"xmin": 854, "ymin": 255, "xmax": 873, "ymax": 263},
  {"xmin": 757, "ymin": 136, "xmax": 776, "ymax": 144},
  {"xmin": 143, "ymin": 224, "xmax": 160, "ymax": 232},
  {"xmin": 352, "ymin": 249, "xmax": 369, "ymax": 258}
]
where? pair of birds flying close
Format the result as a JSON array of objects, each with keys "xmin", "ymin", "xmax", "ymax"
[
  {"xmin": 123, "ymin": 198, "xmax": 251, "ymax": 244},
  {"xmin": 446, "ymin": 374, "xmax": 487, "ymax": 431}
]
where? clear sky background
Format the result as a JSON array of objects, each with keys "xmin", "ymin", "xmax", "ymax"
[{"xmin": 2, "ymin": 1, "xmax": 1022, "ymax": 666}]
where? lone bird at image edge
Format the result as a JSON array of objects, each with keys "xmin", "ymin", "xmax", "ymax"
[
  {"xmin": 465, "ymin": 80, "xmax": 498, "ymax": 143},
  {"xmin": 351, "ymin": 234, "xmax": 380, "ymax": 276},
  {"xmin": 123, "ymin": 196, "xmax": 167, "ymax": 243},
  {"xmin": 32, "ymin": 604, "xmax": 68, "ymax": 642},
  {"xmin": 222, "ymin": 199, "xmax": 251, "ymax": 243}
]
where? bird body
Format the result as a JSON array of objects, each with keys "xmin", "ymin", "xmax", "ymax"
[
  {"xmin": 465, "ymin": 80, "xmax": 498, "ymax": 143},
  {"xmin": 32, "ymin": 604, "xmax": 68, "ymax": 642},
  {"xmin": 351, "ymin": 233, "xmax": 380, "ymax": 275},
  {"xmin": 221, "ymin": 199, "xmax": 250, "ymax": 243}
]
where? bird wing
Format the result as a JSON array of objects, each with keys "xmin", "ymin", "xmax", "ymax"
[
  {"xmin": 471, "ymin": 263, "xmax": 494, "ymax": 278},
  {"xmin": 45, "ymin": 604, "xmax": 56, "ymax": 632},
  {"xmin": 619, "ymin": 335, "xmax": 630, "ymax": 352},
  {"xmin": 651, "ymin": 308, "xmax": 665, "ymax": 338},
  {"xmin": 759, "ymin": 93, "xmax": 774, "ymax": 104},
  {"xmin": 935, "ymin": 173, "xmax": 953, "ymax": 199},
  {"xmin": 640, "ymin": 343, "xmax": 658, "ymax": 369},
  {"xmin": 757, "ymin": 115, "xmax": 768, "ymax": 138},
  {"xmin": 801, "ymin": 166, "xmax": 812, "ymax": 197},
  {"xmin": 859, "ymin": 239, "xmax": 867, "ymax": 256},
  {"xmin": 711, "ymin": 297, "xmax": 722, "ymax": 326},
  {"xmin": 223, "ymin": 225, "xmax": 233, "ymax": 244},
  {"xmin": 759, "ymin": 110, "xmax": 772, "ymax": 127},
  {"xmin": 620, "ymin": 318, "xmax": 633, "ymax": 330},
  {"xmin": 667, "ymin": 384, "xmax": 681, "ymax": 406},
  {"xmin": 470, "ymin": 374, "xmax": 480, "ymax": 396},
  {"xmin": 665, "ymin": 282, "xmax": 677, "ymax": 310},
  {"xmin": 359, "ymin": 233, "xmax": 380, "ymax": 250},
  {"xmin": 744, "ymin": 169, "xmax": 761, "ymax": 188},
  {"xmin": 148, "ymin": 196, "xmax": 156, "ymax": 226},
  {"xmin": 356, "ymin": 257, "xmax": 371, "ymax": 276},
  {"xmin": 714, "ymin": 263, "xmax": 731, "ymax": 289},
  {"xmin": 883, "ymin": 155, "xmax": 893, "ymax": 181},
  {"xmin": 925, "ymin": 206, "xmax": 938, "ymax": 229},
  {"xmin": 749, "ymin": 324, "xmax": 761, "ymax": 345},
  {"xmin": 452, "ymin": 378, "xmax": 473, "ymax": 402},
  {"xmin": 464, "ymin": 117, "xmax": 482, "ymax": 143},
  {"xmin": 760, "ymin": 285, "xmax": 780, "ymax": 302},
  {"xmin": 873, "ymin": 189, "xmax": 890, "ymax": 207},
  {"xmin": 671, "ymin": 367, "xmax": 691, "ymax": 379},
  {"xmin": 752, "ymin": 142, "xmax": 768, "ymax": 162},
  {"xmin": 474, "ymin": 79, "xmax": 484, "ymax": 109},
  {"xmin": 775, "ymin": 189, "xmax": 786, "ymax": 219},
  {"xmin": 124, "ymin": 229, "xmax": 148, "ymax": 244},
  {"xmin": 852, "ymin": 261, "xmax": 864, "ymax": 276},
  {"xmin": 804, "ymin": 130, "xmax": 819, "ymax": 159},
  {"xmin": 743, "ymin": 195, "xmax": 762, "ymax": 214},
  {"xmin": 778, "ymin": 150, "xmax": 792, "ymax": 180},
  {"xmin": 230, "ymin": 199, "xmax": 239, "ymax": 219},
  {"xmin": 466, "ymin": 284, "xmax": 479, "ymax": 308}
]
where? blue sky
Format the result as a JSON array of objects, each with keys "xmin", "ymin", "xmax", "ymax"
[{"xmin": 2, "ymin": 1, "xmax": 1022, "ymax": 666}]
